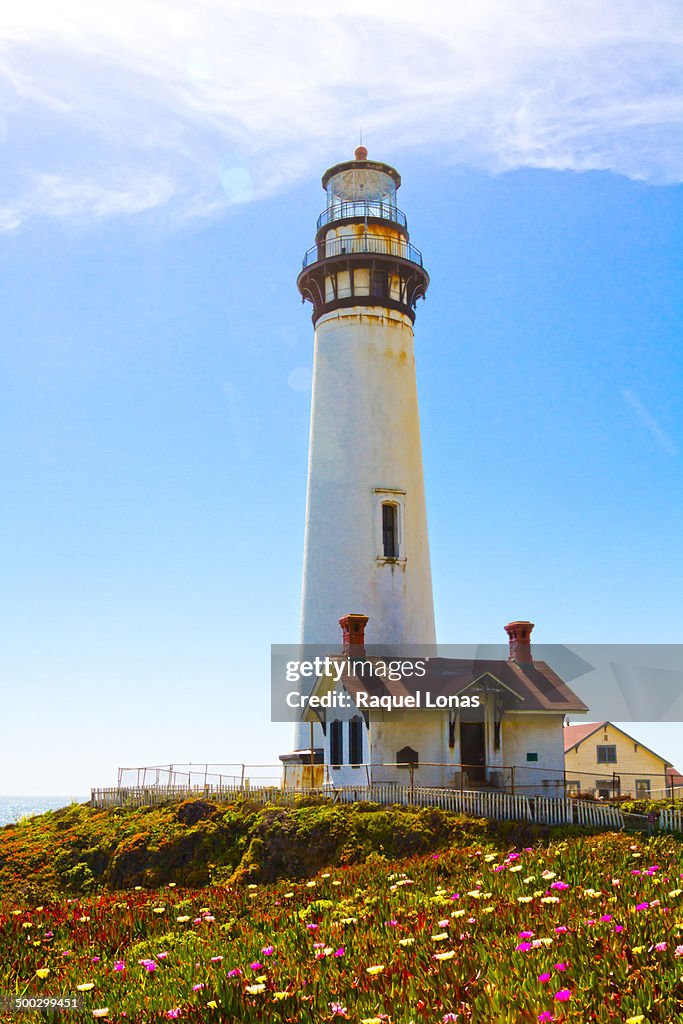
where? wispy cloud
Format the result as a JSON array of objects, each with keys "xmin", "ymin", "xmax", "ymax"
[{"xmin": 0, "ymin": 0, "xmax": 682, "ymax": 229}]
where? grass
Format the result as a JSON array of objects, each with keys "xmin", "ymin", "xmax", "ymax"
[{"xmin": 1, "ymin": 802, "xmax": 683, "ymax": 1022}]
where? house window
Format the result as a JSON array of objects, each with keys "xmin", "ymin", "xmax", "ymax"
[
  {"xmin": 566, "ymin": 780, "xmax": 581, "ymax": 797},
  {"xmin": 596, "ymin": 778, "xmax": 620, "ymax": 799},
  {"xmin": 396, "ymin": 745, "xmax": 419, "ymax": 768},
  {"xmin": 349, "ymin": 717, "xmax": 363, "ymax": 767},
  {"xmin": 382, "ymin": 503, "xmax": 399, "ymax": 558},
  {"xmin": 597, "ymin": 745, "xmax": 617, "ymax": 764},
  {"xmin": 330, "ymin": 720, "xmax": 343, "ymax": 769},
  {"xmin": 636, "ymin": 779, "xmax": 651, "ymax": 799},
  {"xmin": 526, "ymin": 752, "xmax": 538, "ymax": 762}
]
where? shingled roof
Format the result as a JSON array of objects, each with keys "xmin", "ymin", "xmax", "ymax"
[{"xmin": 329, "ymin": 655, "xmax": 588, "ymax": 714}]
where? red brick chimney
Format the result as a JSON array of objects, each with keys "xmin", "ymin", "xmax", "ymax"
[
  {"xmin": 339, "ymin": 613, "xmax": 369, "ymax": 656},
  {"xmin": 505, "ymin": 620, "xmax": 535, "ymax": 666}
]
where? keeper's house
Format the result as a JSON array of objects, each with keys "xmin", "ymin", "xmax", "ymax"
[
  {"xmin": 289, "ymin": 614, "xmax": 588, "ymax": 797},
  {"xmin": 563, "ymin": 721, "xmax": 673, "ymax": 800}
]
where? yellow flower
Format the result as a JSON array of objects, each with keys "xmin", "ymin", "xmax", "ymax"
[
  {"xmin": 247, "ymin": 884, "xmax": 258, "ymax": 890},
  {"xmin": 35, "ymin": 968, "xmax": 50, "ymax": 979},
  {"xmin": 176, "ymin": 915, "xmax": 191, "ymax": 922},
  {"xmin": 92, "ymin": 1011, "xmax": 109, "ymax": 1019},
  {"xmin": 631, "ymin": 946, "xmax": 645, "ymax": 954},
  {"xmin": 624, "ymin": 1016, "xmax": 645, "ymax": 1023},
  {"xmin": 484, "ymin": 854, "xmax": 496, "ymax": 862},
  {"xmin": 199, "ymin": 907, "xmax": 210, "ymax": 912},
  {"xmin": 431, "ymin": 932, "xmax": 449, "ymax": 941},
  {"xmin": 524, "ymin": 876, "xmax": 536, "ymax": 884},
  {"xmin": 482, "ymin": 906, "xmax": 494, "ymax": 914},
  {"xmin": 22, "ymin": 922, "xmax": 33, "ymax": 929},
  {"xmin": 283, "ymin": 892, "xmax": 294, "ymax": 899},
  {"xmin": 36, "ymin": 906, "xmax": 44, "ymax": 912},
  {"xmin": 366, "ymin": 964, "xmax": 385, "ymax": 975},
  {"xmin": 398, "ymin": 937, "xmax": 414, "ymax": 946},
  {"xmin": 541, "ymin": 897, "xmax": 560, "ymax": 904},
  {"xmin": 306, "ymin": 881, "xmax": 316, "ymax": 888},
  {"xmin": 77, "ymin": 983, "xmax": 95, "ymax": 992},
  {"xmin": 361, "ymin": 1018, "xmax": 384, "ymax": 1024},
  {"xmin": 541, "ymin": 871, "xmax": 556, "ymax": 880},
  {"xmin": 434, "ymin": 950, "xmax": 456, "ymax": 961},
  {"xmin": 340, "ymin": 917, "xmax": 357, "ymax": 924},
  {"xmin": 467, "ymin": 890, "xmax": 482, "ymax": 898},
  {"xmin": 452, "ymin": 909, "xmax": 466, "ymax": 917},
  {"xmin": 273, "ymin": 991, "xmax": 291, "ymax": 1000},
  {"xmin": 332, "ymin": 880, "xmax": 342, "ymax": 886},
  {"xmin": 322, "ymin": 872, "xmax": 331, "ymax": 878},
  {"xmin": 481, "ymin": 892, "xmax": 492, "ymax": 899},
  {"xmin": 517, "ymin": 896, "xmax": 533, "ymax": 903},
  {"xmin": 533, "ymin": 890, "xmax": 544, "ymax": 898},
  {"xmin": 207, "ymin": 1000, "xmax": 218, "ymax": 1009},
  {"xmin": 168, "ymin": 882, "xmax": 176, "ymax": 888},
  {"xmin": 152, "ymin": 907, "xmax": 165, "ymax": 914},
  {"xmin": 134, "ymin": 886, "xmax": 142, "ymax": 891},
  {"xmin": 509, "ymin": 865, "xmax": 523, "ymax": 873},
  {"xmin": 538, "ymin": 937, "xmax": 553, "ymax": 946},
  {"xmin": 245, "ymin": 984, "xmax": 266, "ymax": 994},
  {"xmin": 669, "ymin": 889, "xmax": 683, "ymax": 898}
]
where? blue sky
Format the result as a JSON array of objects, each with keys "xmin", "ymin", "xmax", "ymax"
[{"xmin": 0, "ymin": 1, "xmax": 681, "ymax": 793}]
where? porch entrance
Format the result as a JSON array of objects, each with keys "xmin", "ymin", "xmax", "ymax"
[{"xmin": 460, "ymin": 721, "xmax": 486, "ymax": 784}]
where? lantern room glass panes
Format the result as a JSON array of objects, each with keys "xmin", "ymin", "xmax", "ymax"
[{"xmin": 326, "ymin": 168, "xmax": 397, "ymax": 223}]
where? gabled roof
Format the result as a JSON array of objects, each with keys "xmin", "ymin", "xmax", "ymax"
[
  {"xmin": 312, "ymin": 655, "xmax": 588, "ymax": 714},
  {"xmin": 563, "ymin": 721, "xmax": 672, "ymax": 767},
  {"xmin": 667, "ymin": 767, "xmax": 683, "ymax": 785}
]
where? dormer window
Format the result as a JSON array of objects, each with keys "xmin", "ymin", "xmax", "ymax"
[{"xmin": 382, "ymin": 503, "xmax": 398, "ymax": 558}]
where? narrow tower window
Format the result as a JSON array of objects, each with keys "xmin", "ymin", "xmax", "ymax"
[{"xmin": 382, "ymin": 502, "xmax": 399, "ymax": 558}]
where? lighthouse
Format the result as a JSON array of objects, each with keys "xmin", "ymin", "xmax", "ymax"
[{"xmin": 295, "ymin": 147, "xmax": 435, "ymax": 709}]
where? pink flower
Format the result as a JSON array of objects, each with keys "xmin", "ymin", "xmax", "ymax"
[
  {"xmin": 538, "ymin": 973, "xmax": 551, "ymax": 983},
  {"xmin": 554, "ymin": 963, "xmax": 567, "ymax": 972},
  {"xmin": 166, "ymin": 1011, "xmax": 181, "ymax": 1020},
  {"xmin": 614, "ymin": 925, "xmax": 624, "ymax": 933},
  {"xmin": 192, "ymin": 984, "xmax": 205, "ymax": 991},
  {"xmin": 157, "ymin": 952, "xmax": 168, "ymax": 960},
  {"xmin": 655, "ymin": 941, "xmax": 667, "ymax": 951},
  {"xmin": 330, "ymin": 1003, "xmax": 348, "ymax": 1017},
  {"xmin": 92, "ymin": 957, "xmax": 100, "ymax": 963},
  {"xmin": 45, "ymin": 932, "xmax": 53, "ymax": 938},
  {"xmin": 261, "ymin": 946, "xmax": 274, "ymax": 956},
  {"xmin": 554, "ymin": 989, "xmax": 571, "ymax": 1002},
  {"xmin": 519, "ymin": 931, "xmax": 535, "ymax": 939},
  {"xmin": 550, "ymin": 882, "xmax": 569, "ymax": 890},
  {"xmin": 113, "ymin": 961, "xmax": 125, "ymax": 971},
  {"xmin": 443, "ymin": 1015, "xmax": 459, "ymax": 1023},
  {"xmin": 599, "ymin": 915, "xmax": 612, "ymax": 922},
  {"xmin": 554, "ymin": 925, "xmax": 568, "ymax": 934},
  {"xmin": 635, "ymin": 902, "xmax": 649, "ymax": 911},
  {"xmin": 227, "ymin": 968, "xmax": 242, "ymax": 977},
  {"xmin": 675, "ymin": 945, "xmax": 683, "ymax": 958},
  {"xmin": 537, "ymin": 1014, "xmax": 555, "ymax": 1023},
  {"xmin": 334, "ymin": 947, "xmax": 345, "ymax": 957},
  {"xmin": 249, "ymin": 961, "xmax": 262, "ymax": 970},
  {"xmin": 516, "ymin": 942, "xmax": 532, "ymax": 952},
  {"xmin": 210, "ymin": 956, "xmax": 223, "ymax": 963},
  {"xmin": 306, "ymin": 923, "xmax": 319, "ymax": 931}
]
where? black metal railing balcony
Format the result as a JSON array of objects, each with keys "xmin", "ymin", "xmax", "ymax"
[
  {"xmin": 302, "ymin": 233, "xmax": 423, "ymax": 270},
  {"xmin": 317, "ymin": 201, "xmax": 407, "ymax": 231}
]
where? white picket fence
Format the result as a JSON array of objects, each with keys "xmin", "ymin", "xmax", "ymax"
[
  {"xmin": 659, "ymin": 808, "xmax": 683, "ymax": 832},
  {"xmin": 533, "ymin": 797, "xmax": 574, "ymax": 825},
  {"xmin": 91, "ymin": 784, "xmax": 633, "ymax": 831},
  {"xmin": 574, "ymin": 800, "xmax": 625, "ymax": 829}
]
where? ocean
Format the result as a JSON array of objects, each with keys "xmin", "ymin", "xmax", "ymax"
[{"xmin": 0, "ymin": 796, "xmax": 88, "ymax": 827}]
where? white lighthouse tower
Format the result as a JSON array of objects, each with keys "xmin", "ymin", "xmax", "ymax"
[{"xmin": 294, "ymin": 148, "xmax": 435, "ymax": 745}]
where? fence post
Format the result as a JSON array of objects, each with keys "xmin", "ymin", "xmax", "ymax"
[{"xmin": 510, "ymin": 766, "xmax": 515, "ymax": 796}]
